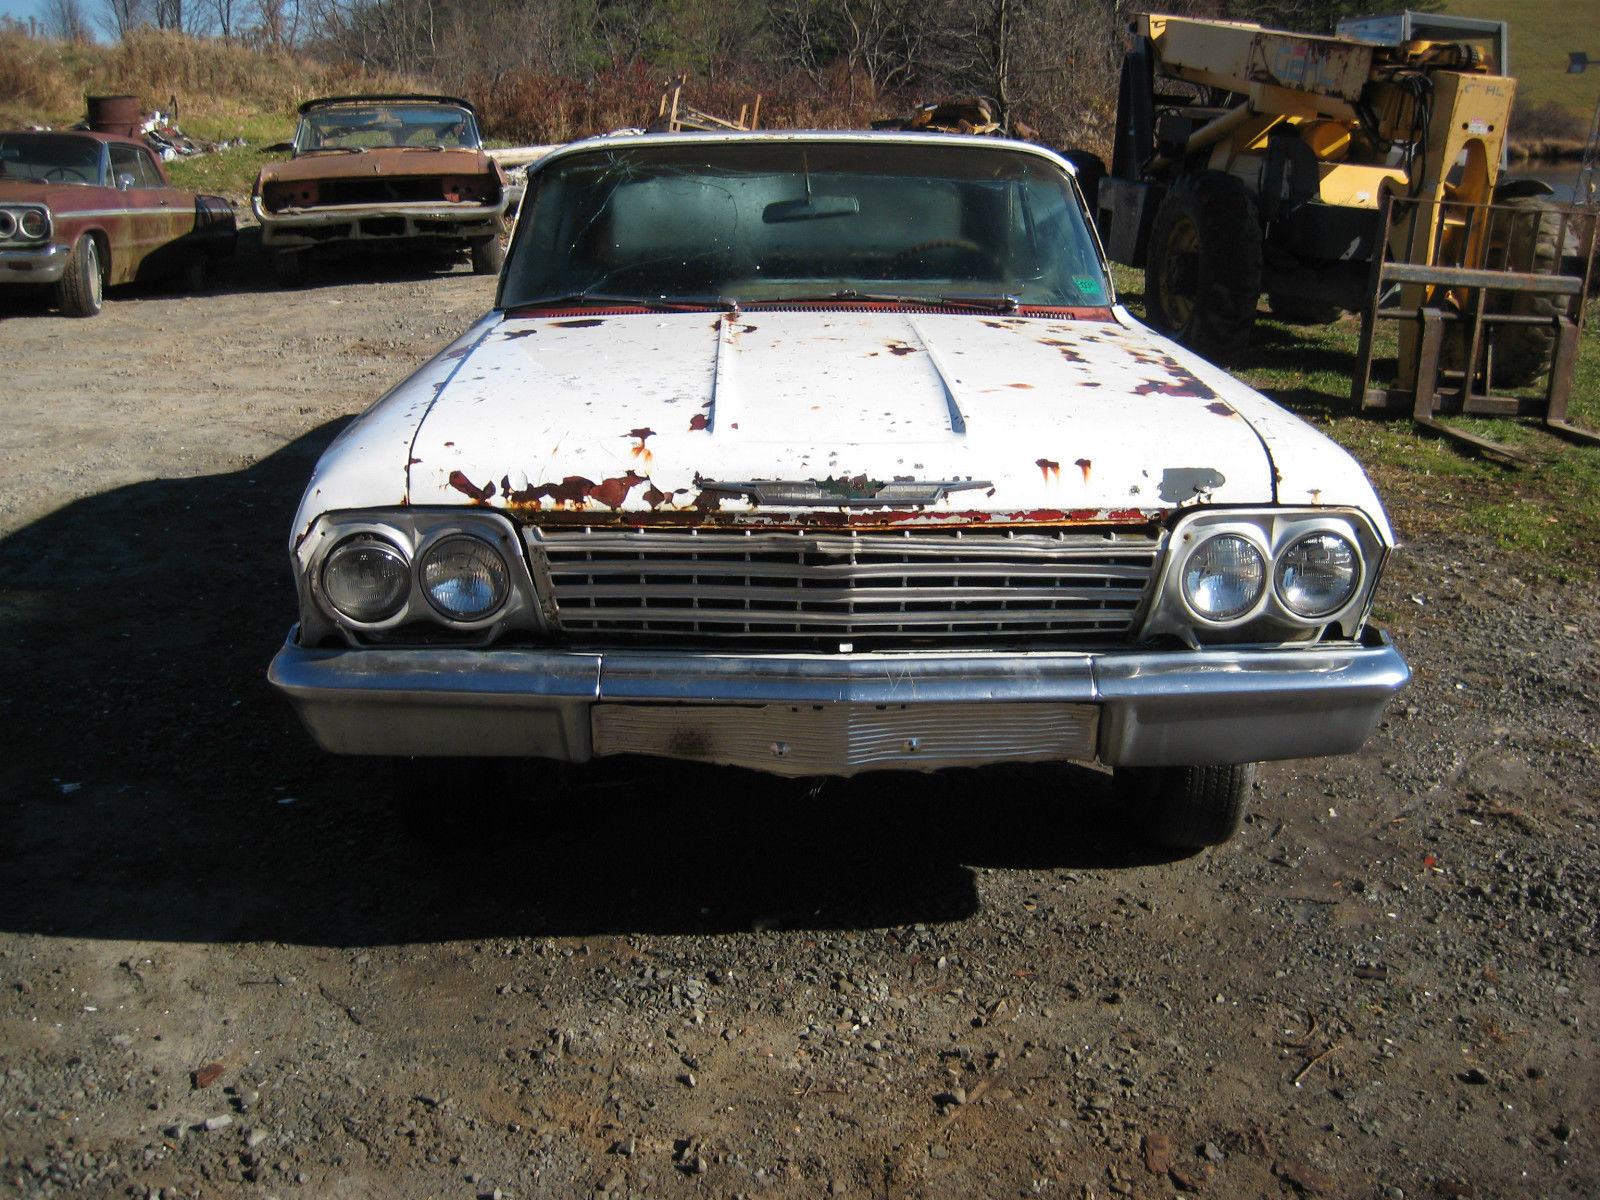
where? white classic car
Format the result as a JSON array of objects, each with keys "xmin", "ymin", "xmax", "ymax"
[{"xmin": 269, "ymin": 130, "xmax": 1409, "ymax": 848}]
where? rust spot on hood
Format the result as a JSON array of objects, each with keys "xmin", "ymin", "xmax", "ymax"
[
  {"xmin": 448, "ymin": 470, "xmax": 496, "ymax": 502},
  {"xmin": 1075, "ymin": 458, "xmax": 1092, "ymax": 483},
  {"xmin": 506, "ymin": 471, "xmax": 647, "ymax": 510},
  {"xmin": 688, "ymin": 413, "xmax": 709, "ymax": 432},
  {"xmin": 551, "ymin": 318, "xmax": 606, "ymax": 329},
  {"xmin": 886, "ymin": 341, "xmax": 918, "ymax": 356},
  {"xmin": 628, "ymin": 427, "xmax": 655, "ymax": 465},
  {"xmin": 1036, "ymin": 458, "xmax": 1060, "ymax": 482},
  {"xmin": 1008, "ymin": 382, "xmax": 1034, "ymax": 389},
  {"xmin": 1206, "ymin": 401, "xmax": 1237, "ymax": 416}
]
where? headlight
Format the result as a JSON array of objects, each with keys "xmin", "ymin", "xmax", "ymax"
[
  {"xmin": 421, "ymin": 535, "xmax": 509, "ymax": 620},
  {"xmin": 0, "ymin": 211, "xmax": 15, "ymax": 240},
  {"xmin": 19, "ymin": 209, "xmax": 48, "ymax": 240},
  {"xmin": 321, "ymin": 535, "xmax": 410, "ymax": 622},
  {"xmin": 1181, "ymin": 533, "xmax": 1266, "ymax": 621},
  {"xmin": 1275, "ymin": 531, "xmax": 1359, "ymax": 617}
]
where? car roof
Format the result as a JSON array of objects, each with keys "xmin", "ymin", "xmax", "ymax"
[
  {"xmin": 298, "ymin": 95, "xmax": 477, "ymax": 116},
  {"xmin": 1, "ymin": 129, "xmax": 147, "ymax": 149}
]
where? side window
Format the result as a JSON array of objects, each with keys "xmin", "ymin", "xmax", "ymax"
[
  {"xmin": 134, "ymin": 149, "xmax": 164, "ymax": 188},
  {"xmin": 108, "ymin": 145, "xmax": 142, "ymax": 188}
]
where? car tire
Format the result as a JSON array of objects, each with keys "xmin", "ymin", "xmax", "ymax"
[
  {"xmin": 1144, "ymin": 171, "xmax": 1262, "ymax": 361},
  {"xmin": 470, "ymin": 235, "xmax": 505, "ymax": 276},
  {"xmin": 183, "ymin": 252, "xmax": 209, "ymax": 295},
  {"xmin": 273, "ymin": 250, "xmax": 309, "ymax": 288},
  {"xmin": 1115, "ymin": 761, "xmax": 1256, "ymax": 849},
  {"xmin": 54, "ymin": 233, "xmax": 104, "ymax": 317},
  {"xmin": 1267, "ymin": 291, "xmax": 1341, "ymax": 325}
]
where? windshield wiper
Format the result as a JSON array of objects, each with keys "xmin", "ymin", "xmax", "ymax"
[
  {"xmin": 398, "ymin": 144, "xmax": 448, "ymax": 152},
  {"xmin": 298, "ymin": 146, "xmax": 367, "ymax": 155},
  {"xmin": 507, "ymin": 292, "xmax": 740, "ymax": 314},
  {"xmin": 747, "ymin": 289, "xmax": 1021, "ymax": 312}
]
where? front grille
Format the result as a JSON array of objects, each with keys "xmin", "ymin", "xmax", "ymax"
[{"xmin": 530, "ymin": 526, "xmax": 1161, "ymax": 649}]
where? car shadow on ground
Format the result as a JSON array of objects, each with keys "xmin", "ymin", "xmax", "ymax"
[
  {"xmin": 0, "ymin": 421, "xmax": 1180, "ymax": 949},
  {"xmin": 0, "ymin": 226, "xmax": 484, "ymax": 318}
]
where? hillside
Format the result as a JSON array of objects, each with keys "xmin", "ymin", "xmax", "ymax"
[{"xmin": 1443, "ymin": 0, "xmax": 1600, "ymax": 136}]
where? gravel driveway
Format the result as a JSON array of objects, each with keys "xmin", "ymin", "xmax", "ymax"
[{"xmin": 1, "ymin": 263, "xmax": 1595, "ymax": 1200}]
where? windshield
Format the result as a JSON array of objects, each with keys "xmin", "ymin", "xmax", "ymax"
[
  {"xmin": 502, "ymin": 140, "xmax": 1111, "ymax": 309},
  {"xmin": 0, "ymin": 133, "xmax": 102, "ymax": 185},
  {"xmin": 295, "ymin": 103, "xmax": 481, "ymax": 152}
]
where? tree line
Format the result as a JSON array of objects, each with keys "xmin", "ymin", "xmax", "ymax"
[{"xmin": 37, "ymin": 0, "xmax": 1433, "ymax": 148}]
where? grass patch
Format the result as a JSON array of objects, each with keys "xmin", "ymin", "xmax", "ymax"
[
  {"xmin": 1442, "ymin": 0, "xmax": 1599, "ymax": 128},
  {"xmin": 1110, "ymin": 264, "xmax": 1600, "ymax": 582}
]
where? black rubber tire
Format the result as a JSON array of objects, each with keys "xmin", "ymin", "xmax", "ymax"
[
  {"xmin": 1116, "ymin": 761, "xmax": 1256, "ymax": 849},
  {"xmin": 1267, "ymin": 291, "xmax": 1341, "ymax": 325},
  {"xmin": 182, "ymin": 252, "xmax": 208, "ymax": 295},
  {"xmin": 53, "ymin": 233, "xmax": 104, "ymax": 317},
  {"xmin": 1144, "ymin": 171, "xmax": 1262, "ymax": 361},
  {"xmin": 470, "ymin": 235, "xmax": 505, "ymax": 276},
  {"xmin": 1465, "ymin": 195, "xmax": 1573, "ymax": 387},
  {"xmin": 272, "ymin": 250, "xmax": 309, "ymax": 288}
]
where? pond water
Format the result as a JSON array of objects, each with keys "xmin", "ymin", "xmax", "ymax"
[{"xmin": 1507, "ymin": 160, "xmax": 1592, "ymax": 205}]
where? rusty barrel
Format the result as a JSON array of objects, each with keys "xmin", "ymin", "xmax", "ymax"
[{"xmin": 86, "ymin": 95, "xmax": 143, "ymax": 137}]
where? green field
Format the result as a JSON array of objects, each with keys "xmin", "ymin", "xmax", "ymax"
[{"xmin": 1443, "ymin": 0, "xmax": 1600, "ymax": 126}]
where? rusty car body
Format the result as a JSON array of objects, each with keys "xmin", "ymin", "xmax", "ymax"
[
  {"xmin": 0, "ymin": 129, "xmax": 235, "ymax": 317},
  {"xmin": 252, "ymin": 95, "xmax": 510, "ymax": 285},
  {"xmin": 268, "ymin": 131, "xmax": 1409, "ymax": 848}
]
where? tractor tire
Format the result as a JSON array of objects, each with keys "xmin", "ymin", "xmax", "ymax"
[
  {"xmin": 53, "ymin": 233, "xmax": 104, "ymax": 317},
  {"xmin": 1144, "ymin": 171, "xmax": 1262, "ymax": 361},
  {"xmin": 1267, "ymin": 291, "xmax": 1341, "ymax": 325},
  {"xmin": 1115, "ymin": 761, "xmax": 1256, "ymax": 850},
  {"xmin": 1470, "ymin": 195, "xmax": 1575, "ymax": 387},
  {"xmin": 470, "ymin": 235, "xmax": 505, "ymax": 276}
]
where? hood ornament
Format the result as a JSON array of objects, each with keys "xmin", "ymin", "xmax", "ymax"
[{"xmin": 694, "ymin": 475, "xmax": 991, "ymax": 508}]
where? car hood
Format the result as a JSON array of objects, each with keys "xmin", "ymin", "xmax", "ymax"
[
  {"xmin": 0, "ymin": 180, "xmax": 107, "ymax": 208},
  {"xmin": 398, "ymin": 309, "xmax": 1289, "ymax": 527},
  {"xmin": 259, "ymin": 146, "xmax": 494, "ymax": 186}
]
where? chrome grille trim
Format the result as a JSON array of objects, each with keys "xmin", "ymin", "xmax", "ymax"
[{"xmin": 527, "ymin": 526, "xmax": 1163, "ymax": 648}]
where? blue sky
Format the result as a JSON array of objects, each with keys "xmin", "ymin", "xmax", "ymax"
[{"xmin": 1, "ymin": 2, "xmax": 51, "ymax": 26}]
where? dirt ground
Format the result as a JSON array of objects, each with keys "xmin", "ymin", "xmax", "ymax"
[{"xmin": 1, "ymin": 257, "xmax": 1596, "ymax": 1200}]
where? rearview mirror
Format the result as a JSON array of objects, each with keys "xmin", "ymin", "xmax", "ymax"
[{"xmin": 763, "ymin": 195, "xmax": 861, "ymax": 223}]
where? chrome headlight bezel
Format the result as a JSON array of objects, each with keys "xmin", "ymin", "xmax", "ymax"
[
  {"xmin": 296, "ymin": 509, "xmax": 544, "ymax": 645},
  {"xmin": 0, "ymin": 205, "xmax": 51, "ymax": 244},
  {"xmin": 1143, "ymin": 508, "xmax": 1385, "ymax": 643}
]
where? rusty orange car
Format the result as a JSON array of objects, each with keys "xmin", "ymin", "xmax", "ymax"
[
  {"xmin": 0, "ymin": 129, "xmax": 236, "ymax": 317},
  {"xmin": 252, "ymin": 95, "xmax": 511, "ymax": 285}
]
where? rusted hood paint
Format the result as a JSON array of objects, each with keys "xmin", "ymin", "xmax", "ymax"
[
  {"xmin": 259, "ymin": 146, "xmax": 494, "ymax": 187},
  {"xmin": 291, "ymin": 308, "xmax": 1393, "ymax": 542}
]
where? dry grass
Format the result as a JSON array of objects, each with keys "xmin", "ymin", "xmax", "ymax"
[{"xmin": 0, "ymin": 28, "xmax": 423, "ymax": 144}]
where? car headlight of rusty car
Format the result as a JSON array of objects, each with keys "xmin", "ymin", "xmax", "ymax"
[
  {"xmin": 1144, "ymin": 509, "xmax": 1386, "ymax": 644},
  {"xmin": 420, "ymin": 535, "xmax": 510, "ymax": 620},
  {"xmin": 1275, "ymin": 531, "xmax": 1360, "ymax": 618},
  {"xmin": 19, "ymin": 207, "xmax": 50, "ymax": 241},
  {"xmin": 295, "ymin": 511, "xmax": 542, "ymax": 646},
  {"xmin": 1181, "ymin": 533, "xmax": 1266, "ymax": 621},
  {"xmin": 321, "ymin": 535, "xmax": 411, "ymax": 623}
]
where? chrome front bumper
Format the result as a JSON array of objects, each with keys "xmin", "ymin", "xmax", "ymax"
[
  {"xmin": 269, "ymin": 629, "xmax": 1409, "ymax": 775},
  {"xmin": 253, "ymin": 196, "xmax": 508, "ymax": 247},
  {"xmin": 0, "ymin": 242, "xmax": 70, "ymax": 284}
]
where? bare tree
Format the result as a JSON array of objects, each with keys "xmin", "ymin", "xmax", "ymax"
[
  {"xmin": 44, "ymin": 0, "xmax": 94, "ymax": 42},
  {"xmin": 99, "ymin": 0, "xmax": 146, "ymax": 37}
]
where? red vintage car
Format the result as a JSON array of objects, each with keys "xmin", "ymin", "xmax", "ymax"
[{"xmin": 0, "ymin": 129, "xmax": 236, "ymax": 317}]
